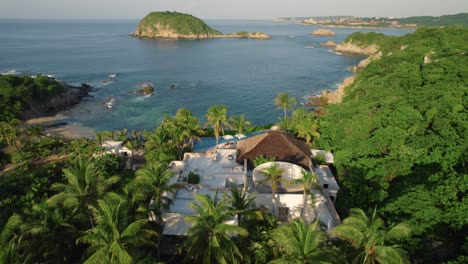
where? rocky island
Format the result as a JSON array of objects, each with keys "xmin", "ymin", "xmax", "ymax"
[
  {"xmin": 311, "ymin": 29, "xmax": 335, "ymax": 36},
  {"xmin": 132, "ymin": 11, "xmax": 271, "ymax": 40}
]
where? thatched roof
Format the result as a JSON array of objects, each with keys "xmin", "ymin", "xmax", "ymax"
[{"xmin": 236, "ymin": 130, "xmax": 312, "ymax": 168}]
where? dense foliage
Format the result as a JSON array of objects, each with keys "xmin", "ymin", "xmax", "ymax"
[
  {"xmin": 136, "ymin": 11, "xmax": 221, "ymax": 36},
  {"xmin": 0, "ymin": 75, "xmax": 64, "ymax": 121},
  {"xmin": 1, "ymin": 25, "xmax": 467, "ymax": 263},
  {"xmin": 319, "ymin": 26, "xmax": 468, "ymax": 262}
]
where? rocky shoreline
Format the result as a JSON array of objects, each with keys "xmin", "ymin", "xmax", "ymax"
[
  {"xmin": 320, "ymin": 41, "xmax": 381, "ymax": 103},
  {"xmin": 21, "ymin": 81, "xmax": 93, "ymax": 120},
  {"xmin": 131, "ymin": 31, "xmax": 271, "ymax": 40}
]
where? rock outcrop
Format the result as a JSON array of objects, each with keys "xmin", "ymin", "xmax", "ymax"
[
  {"xmin": 321, "ymin": 76, "xmax": 355, "ymax": 104},
  {"xmin": 312, "ymin": 29, "xmax": 336, "ymax": 36},
  {"xmin": 349, "ymin": 51, "xmax": 383, "ymax": 72},
  {"xmin": 334, "ymin": 40, "xmax": 380, "ymax": 56},
  {"xmin": 321, "ymin": 40, "xmax": 338, "ymax": 47}
]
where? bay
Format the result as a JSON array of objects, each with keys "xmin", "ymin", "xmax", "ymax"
[{"xmin": 0, "ymin": 19, "xmax": 413, "ymax": 131}]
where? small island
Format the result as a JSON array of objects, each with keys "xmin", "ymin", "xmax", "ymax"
[
  {"xmin": 132, "ymin": 11, "xmax": 271, "ymax": 40},
  {"xmin": 311, "ymin": 29, "xmax": 335, "ymax": 36}
]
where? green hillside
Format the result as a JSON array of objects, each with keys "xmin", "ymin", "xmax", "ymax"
[
  {"xmin": 398, "ymin": 13, "xmax": 468, "ymax": 26},
  {"xmin": 135, "ymin": 11, "xmax": 221, "ymax": 36},
  {"xmin": 319, "ymin": 26, "xmax": 468, "ymax": 261},
  {"xmin": 0, "ymin": 75, "xmax": 64, "ymax": 121}
]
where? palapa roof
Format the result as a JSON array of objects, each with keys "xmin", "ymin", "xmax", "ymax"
[{"xmin": 236, "ymin": 130, "xmax": 312, "ymax": 168}]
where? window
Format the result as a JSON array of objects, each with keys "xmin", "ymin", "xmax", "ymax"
[{"xmin": 323, "ymin": 184, "xmax": 329, "ymax": 189}]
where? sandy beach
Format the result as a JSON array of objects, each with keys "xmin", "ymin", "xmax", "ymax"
[{"xmin": 25, "ymin": 115, "xmax": 95, "ymax": 139}]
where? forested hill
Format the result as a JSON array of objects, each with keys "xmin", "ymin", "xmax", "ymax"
[
  {"xmin": 318, "ymin": 26, "xmax": 467, "ymax": 262},
  {"xmin": 133, "ymin": 11, "xmax": 221, "ymax": 38},
  {"xmin": 398, "ymin": 13, "xmax": 468, "ymax": 26}
]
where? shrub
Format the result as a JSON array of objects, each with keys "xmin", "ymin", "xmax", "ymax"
[
  {"xmin": 312, "ymin": 153, "xmax": 327, "ymax": 166},
  {"xmin": 188, "ymin": 171, "xmax": 200, "ymax": 184}
]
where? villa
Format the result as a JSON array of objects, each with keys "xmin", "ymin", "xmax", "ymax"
[{"xmin": 160, "ymin": 129, "xmax": 341, "ymax": 236}]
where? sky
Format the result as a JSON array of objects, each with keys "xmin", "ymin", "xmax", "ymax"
[{"xmin": 0, "ymin": 0, "xmax": 467, "ymax": 20}]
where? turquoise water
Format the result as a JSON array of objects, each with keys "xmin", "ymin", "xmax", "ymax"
[{"xmin": 0, "ymin": 19, "xmax": 413, "ymax": 131}]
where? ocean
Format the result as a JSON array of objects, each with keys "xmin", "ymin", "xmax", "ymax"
[{"xmin": 0, "ymin": 19, "xmax": 413, "ymax": 131}]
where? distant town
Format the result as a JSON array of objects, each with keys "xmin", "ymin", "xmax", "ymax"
[{"xmin": 274, "ymin": 13, "xmax": 468, "ymax": 28}]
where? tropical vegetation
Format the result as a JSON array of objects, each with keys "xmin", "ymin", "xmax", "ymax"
[
  {"xmin": 135, "ymin": 11, "xmax": 221, "ymax": 36},
  {"xmin": 0, "ymin": 25, "xmax": 466, "ymax": 263}
]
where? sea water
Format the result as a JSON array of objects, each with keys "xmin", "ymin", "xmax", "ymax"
[{"xmin": 0, "ymin": 19, "xmax": 413, "ymax": 131}]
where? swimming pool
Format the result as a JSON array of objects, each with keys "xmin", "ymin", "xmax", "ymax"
[{"xmin": 192, "ymin": 131, "xmax": 267, "ymax": 153}]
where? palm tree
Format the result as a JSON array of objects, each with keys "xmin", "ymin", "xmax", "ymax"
[
  {"xmin": 274, "ymin": 92, "xmax": 297, "ymax": 119},
  {"xmin": 144, "ymin": 124, "xmax": 179, "ymax": 163},
  {"xmin": 121, "ymin": 180, "xmax": 149, "ymax": 222},
  {"xmin": 205, "ymin": 105, "xmax": 230, "ymax": 148},
  {"xmin": 174, "ymin": 108, "xmax": 204, "ymax": 152},
  {"xmin": 77, "ymin": 194, "xmax": 157, "ymax": 264},
  {"xmin": 277, "ymin": 117, "xmax": 295, "ymax": 131},
  {"xmin": 183, "ymin": 192, "xmax": 248, "ymax": 264},
  {"xmin": 20, "ymin": 198, "xmax": 78, "ymax": 263},
  {"xmin": 93, "ymin": 131, "xmax": 106, "ymax": 147},
  {"xmin": 135, "ymin": 163, "xmax": 178, "ymax": 225},
  {"xmin": 295, "ymin": 118, "xmax": 320, "ymax": 145},
  {"xmin": 293, "ymin": 170, "xmax": 318, "ymax": 220},
  {"xmin": 260, "ymin": 163, "xmax": 286, "ymax": 215},
  {"xmin": 230, "ymin": 114, "xmax": 252, "ymax": 135},
  {"xmin": 291, "ymin": 107, "xmax": 312, "ymax": 124},
  {"xmin": 49, "ymin": 157, "xmax": 120, "ymax": 228},
  {"xmin": 331, "ymin": 208, "xmax": 412, "ymax": 264},
  {"xmin": 117, "ymin": 128, "xmax": 129, "ymax": 142},
  {"xmin": 270, "ymin": 219, "xmax": 334, "ymax": 263},
  {"xmin": 227, "ymin": 188, "xmax": 257, "ymax": 227},
  {"xmin": 0, "ymin": 214, "xmax": 25, "ymax": 264}
]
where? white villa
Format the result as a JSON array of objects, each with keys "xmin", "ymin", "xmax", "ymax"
[
  {"xmin": 100, "ymin": 140, "xmax": 133, "ymax": 169},
  {"xmin": 160, "ymin": 130, "xmax": 341, "ymax": 236}
]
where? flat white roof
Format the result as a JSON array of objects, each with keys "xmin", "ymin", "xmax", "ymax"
[
  {"xmin": 162, "ymin": 213, "xmax": 192, "ymax": 236},
  {"xmin": 254, "ymin": 193, "xmax": 340, "ymax": 229},
  {"xmin": 315, "ymin": 165, "xmax": 340, "ymax": 193},
  {"xmin": 102, "ymin": 140, "xmax": 123, "ymax": 149}
]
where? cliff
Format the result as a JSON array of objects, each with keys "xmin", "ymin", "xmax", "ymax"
[
  {"xmin": 133, "ymin": 12, "xmax": 271, "ymax": 40},
  {"xmin": 321, "ymin": 76, "xmax": 355, "ymax": 104}
]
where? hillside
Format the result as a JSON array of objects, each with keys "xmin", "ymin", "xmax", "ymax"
[
  {"xmin": 133, "ymin": 11, "xmax": 270, "ymax": 39},
  {"xmin": 0, "ymin": 74, "xmax": 91, "ymax": 121},
  {"xmin": 318, "ymin": 26, "xmax": 468, "ymax": 261},
  {"xmin": 398, "ymin": 13, "xmax": 468, "ymax": 26}
]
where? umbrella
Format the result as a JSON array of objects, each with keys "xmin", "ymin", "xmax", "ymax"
[
  {"xmin": 223, "ymin": 135, "xmax": 235, "ymax": 140},
  {"xmin": 235, "ymin": 134, "xmax": 246, "ymax": 139}
]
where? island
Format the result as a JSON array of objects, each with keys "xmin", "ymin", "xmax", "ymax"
[
  {"xmin": 311, "ymin": 29, "xmax": 335, "ymax": 36},
  {"xmin": 132, "ymin": 11, "xmax": 271, "ymax": 40}
]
